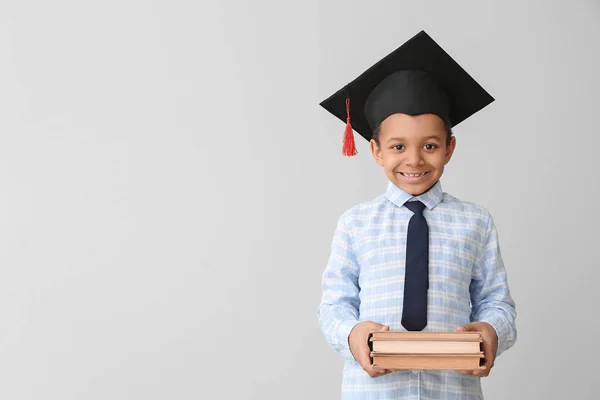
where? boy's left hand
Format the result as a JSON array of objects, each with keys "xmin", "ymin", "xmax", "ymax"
[{"xmin": 455, "ymin": 322, "xmax": 498, "ymax": 377}]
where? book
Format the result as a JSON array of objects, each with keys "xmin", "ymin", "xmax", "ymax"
[
  {"xmin": 372, "ymin": 340, "xmax": 480, "ymax": 354},
  {"xmin": 368, "ymin": 331, "xmax": 485, "ymax": 370},
  {"xmin": 370, "ymin": 331, "xmax": 482, "ymax": 341},
  {"xmin": 371, "ymin": 352, "xmax": 485, "ymax": 370}
]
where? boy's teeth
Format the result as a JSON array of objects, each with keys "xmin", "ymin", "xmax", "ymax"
[{"xmin": 403, "ymin": 172, "xmax": 426, "ymax": 177}]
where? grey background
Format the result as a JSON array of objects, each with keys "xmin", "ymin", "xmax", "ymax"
[{"xmin": 0, "ymin": 1, "xmax": 598, "ymax": 399}]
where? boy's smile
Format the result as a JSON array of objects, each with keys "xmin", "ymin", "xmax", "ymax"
[
  {"xmin": 370, "ymin": 113, "xmax": 456, "ymax": 196},
  {"xmin": 398, "ymin": 171, "xmax": 431, "ymax": 182}
]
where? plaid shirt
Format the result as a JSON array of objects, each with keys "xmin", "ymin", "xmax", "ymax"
[{"xmin": 317, "ymin": 180, "xmax": 517, "ymax": 399}]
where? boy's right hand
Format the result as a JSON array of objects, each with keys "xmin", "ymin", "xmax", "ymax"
[{"xmin": 349, "ymin": 321, "xmax": 396, "ymax": 378}]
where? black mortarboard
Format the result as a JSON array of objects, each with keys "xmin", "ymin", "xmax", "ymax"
[{"xmin": 319, "ymin": 30, "xmax": 494, "ymax": 156}]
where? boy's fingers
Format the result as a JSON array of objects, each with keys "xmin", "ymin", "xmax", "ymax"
[
  {"xmin": 361, "ymin": 323, "xmax": 391, "ymax": 377},
  {"xmin": 482, "ymin": 359, "xmax": 494, "ymax": 376},
  {"xmin": 361, "ymin": 323, "xmax": 388, "ymax": 368},
  {"xmin": 484, "ymin": 357, "xmax": 494, "ymax": 370},
  {"xmin": 456, "ymin": 323, "xmax": 477, "ymax": 332},
  {"xmin": 358, "ymin": 337, "xmax": 374, "ymax": 371},
  {"xmin": 367, "ymin": 322, "xmax": 389, "ymax": 332},
  {"xmin": 481, "ymin": 344, "xmax": 495, "ymax": 370},
  {"xmin": 370, "ymin": 366, "xmax": 393, "ymax": 377},
  {"xmin": 358, "ymin": 350, "xmax": 372, "ymax": 371}
]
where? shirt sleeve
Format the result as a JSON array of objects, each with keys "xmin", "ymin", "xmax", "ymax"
[
  {"xmin": 317, "ymin": 213, "xmax": 361, "ymax": 363},
  {"xmin": 470, "ymin": 212, "xmax": 517, "ymax": 357}
]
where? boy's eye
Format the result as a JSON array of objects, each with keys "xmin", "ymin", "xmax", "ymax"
[{"xmin": 392, "ymin": 144, "xmax": 437, "ymax": 151}]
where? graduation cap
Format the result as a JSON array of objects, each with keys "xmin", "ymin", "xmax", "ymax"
[{"xmin": 319, "ymin": 30, "xmax": 494, "ymax": 156}]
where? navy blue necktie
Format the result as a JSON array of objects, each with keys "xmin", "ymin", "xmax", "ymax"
[{"xmin": 401, "ymin": 200, "xmax": 429, "ymax": 331}]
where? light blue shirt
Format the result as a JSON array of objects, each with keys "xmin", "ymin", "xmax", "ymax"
[{"xmin": 317, "ymin": 180, "xmax": 517, "ymax": 399}]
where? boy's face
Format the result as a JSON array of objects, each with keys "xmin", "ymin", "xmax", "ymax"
[{"xmin": 370, "ymin": 113, "xmax": 456, "ymax": 196}]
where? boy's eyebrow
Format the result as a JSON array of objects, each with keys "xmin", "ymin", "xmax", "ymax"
[
  {"xmin": 386, "ymin": 135, "xmax": 443, "ymax": 143},
  {"xmin": 387, "ymin": 137, "xmax": 404, "ymax": 143}
]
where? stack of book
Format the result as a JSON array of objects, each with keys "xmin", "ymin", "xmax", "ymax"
[{"xmin": 369, "ymin": 331, "xmax": 485, "ymax": 370}]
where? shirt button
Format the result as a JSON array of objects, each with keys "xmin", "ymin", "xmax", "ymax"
[{"xmin": 411, "ymin": 370, "xmax": 418, "ymax": 375}]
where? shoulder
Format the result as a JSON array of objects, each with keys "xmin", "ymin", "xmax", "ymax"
[
  {"xmin": 438, "ymin": 192, "xmax": 494, "ymax": 227},
  {"xmin": 337, "ymin": 194, "xmax": 390, "ymax": 227}
]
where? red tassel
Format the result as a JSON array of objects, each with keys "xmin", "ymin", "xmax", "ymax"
[{"xmin": 342, "ymin": 97, "xmax": 357, "ymax": 156}]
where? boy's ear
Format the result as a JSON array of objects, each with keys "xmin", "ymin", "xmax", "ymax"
[
  {"xmin": 445, "ymin": 136, "xmax": 457, "ymax": 165},
  {"xmin": 370, "ymin": 139, "xmax": 384, "ymax": 166}
]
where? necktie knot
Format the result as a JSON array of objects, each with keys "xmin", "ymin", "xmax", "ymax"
[{"xmin": 405, "ymin": 200, "xmax": 426, "ymax": 215}]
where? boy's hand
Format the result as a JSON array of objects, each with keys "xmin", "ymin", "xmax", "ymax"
[
  {"xmin": 456, "ymin": 322, "xmax": 498, "ymax": 377},
  {"xmin": 349, "ymin": 321, "xmax": 396, "ymax": 378}
]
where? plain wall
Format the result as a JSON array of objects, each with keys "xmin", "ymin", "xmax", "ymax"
[{"xmin": 0, "ymin": 1, "xmax": 599, "ymax": 399}]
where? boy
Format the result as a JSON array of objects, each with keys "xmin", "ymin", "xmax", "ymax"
[{"xmin": 317, "ymin": 31, "xmax": 517, "ymax": 399}]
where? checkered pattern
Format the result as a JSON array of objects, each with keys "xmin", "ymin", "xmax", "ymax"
[{"xmin": 317, "ymin": 180, "xmax": 517, "ymax": 399}]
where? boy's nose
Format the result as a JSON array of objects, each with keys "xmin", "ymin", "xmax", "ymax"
[{"xmin": 405, "ymin": 149, "xmax": 425, "ymax": 166}]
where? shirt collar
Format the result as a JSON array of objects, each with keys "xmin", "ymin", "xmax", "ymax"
[{"xmin": 384, "ymin": 180, "xmax": 444, "ymax": 210}]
